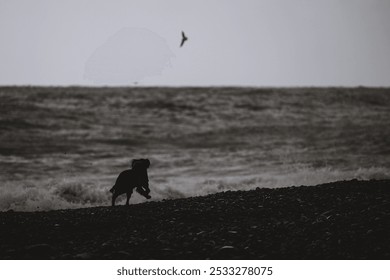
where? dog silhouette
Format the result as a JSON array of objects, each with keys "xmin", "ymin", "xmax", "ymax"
[{"xmin": 110, "ymin": 158, "xmax": 151, "ymax": 206}]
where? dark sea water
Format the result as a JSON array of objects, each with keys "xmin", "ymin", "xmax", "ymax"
[{"xmin": 1, "ymin": 86, "xmax": 389, "ymax": 211}]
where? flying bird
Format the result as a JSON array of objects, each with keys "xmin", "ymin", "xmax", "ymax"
[{"xmin": 180, "ymin": 31, "xmax": 188, "ymax": 47}]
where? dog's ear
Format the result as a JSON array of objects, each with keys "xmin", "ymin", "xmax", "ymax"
[{"xmin": 132, "ymin": 159, "xmax": 150, "ymax": 169}]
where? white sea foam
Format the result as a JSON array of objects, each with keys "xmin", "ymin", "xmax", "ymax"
[
  {"xmin": 0, "ymin": 179, "xmax": 110, "ymax": 212},
  {"xmin": 1, "ymin": 166, "xmax": 388, "ymax": 212}
]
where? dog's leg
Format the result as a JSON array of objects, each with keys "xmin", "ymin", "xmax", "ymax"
[
  {"xmin": 125, "ymin": 189, "xmax": 133, "ymax": 206},
  {"xmin": 136, "ymin": 186, "xmax": 151, "ymax": 199}
]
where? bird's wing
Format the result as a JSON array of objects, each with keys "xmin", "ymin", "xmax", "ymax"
[{"xmin": 180, "ymin": 31, "xmax": 188, "ymax": 47}]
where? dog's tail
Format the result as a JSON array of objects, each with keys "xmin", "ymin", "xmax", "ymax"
[{"xmin": 109, "ymin": 185, "xmax": 115, "ymax": 193}]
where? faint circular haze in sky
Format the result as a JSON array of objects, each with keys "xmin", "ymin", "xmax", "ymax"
[{"xmin": 84, "ymin": 27, "xmax": 175, "ymax": 85}]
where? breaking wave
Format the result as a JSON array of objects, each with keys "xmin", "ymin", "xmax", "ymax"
[
  {"xmin": 1, "ymin": 166, "xmax": 388, "ymax": 212},
  {"xmin": 0, "ymin": 179, "xmax": 110, "ymax": 212}
]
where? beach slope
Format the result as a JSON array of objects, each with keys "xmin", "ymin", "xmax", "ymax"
[{"xmin": 1, "ymin": 179, "xmax": 389, "ymax": 259}]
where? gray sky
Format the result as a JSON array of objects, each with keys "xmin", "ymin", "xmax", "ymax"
[{"xmin": 1, "ymin": 0, "xmax": 390, "ymax": 87}]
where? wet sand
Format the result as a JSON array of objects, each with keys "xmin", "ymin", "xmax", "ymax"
[{"xmin": 0, "ymin": 179, "xmax": 389, "ymax": 259}]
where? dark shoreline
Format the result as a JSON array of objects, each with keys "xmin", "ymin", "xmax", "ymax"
[{"xmin": 1, "ymin": 179, "xmax": 389, "ymax": 260}]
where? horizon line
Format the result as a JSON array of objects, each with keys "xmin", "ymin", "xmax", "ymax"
[{"xmin": 1, "ymin": 84, "xmax": 390, "ymax": 89}]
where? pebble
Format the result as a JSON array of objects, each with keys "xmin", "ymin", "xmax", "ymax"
[
  {"xmin": 25, "ymin": 244, "xmax": 53, "ymax": 258},
  {"xmin": 74, "ymin": 252, "xmax": 92, "ymax": 259}
]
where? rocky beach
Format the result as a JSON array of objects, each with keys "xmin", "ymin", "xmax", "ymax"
[{"xmin": 1, "ymin": 179, "xmax": 389, "ymax": 260}]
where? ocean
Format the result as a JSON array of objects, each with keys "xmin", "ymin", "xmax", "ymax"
[{"xmin": 0, "ymin": 86, "xmax": 389, "ymax": 211}]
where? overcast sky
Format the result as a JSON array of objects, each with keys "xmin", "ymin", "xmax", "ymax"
[{"xmin": 1, "ymin": 0, "xmax": 390, "ymax": 87}]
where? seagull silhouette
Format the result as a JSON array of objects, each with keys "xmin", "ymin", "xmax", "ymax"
[{"xmin": 180, "ymin": 31, "xmax": 188, "ymax": 47}]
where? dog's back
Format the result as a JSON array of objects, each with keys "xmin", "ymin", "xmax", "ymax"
[{"xmin": 109, "ymin": 169, "xmax": 135, "ymax": 195}]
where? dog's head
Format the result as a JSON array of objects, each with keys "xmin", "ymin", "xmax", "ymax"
[{"xmin": 131, "ymin": 158, "xmax": 150, "ymax": 170}]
